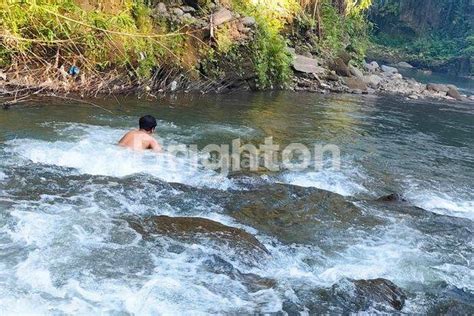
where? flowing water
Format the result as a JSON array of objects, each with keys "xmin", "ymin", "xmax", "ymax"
[{"xmin": 0, "ymin": 92, "xmax": 472, "ymax": 314}]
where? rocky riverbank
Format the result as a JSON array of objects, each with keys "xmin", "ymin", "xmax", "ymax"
[
  {"xmin": 1, "ymin": 0, "xmax": 473, "ymax": 104},
  {"xmin": 290, "ymin": 54, "xmax": 474, "ymax": 102}
]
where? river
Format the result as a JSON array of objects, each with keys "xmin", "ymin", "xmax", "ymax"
[{"xmin": 0, "ymin": 92, "xmax": 472, "ymax": 314}]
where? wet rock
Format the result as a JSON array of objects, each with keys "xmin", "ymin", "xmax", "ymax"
[
  {"xmin": 292, "ymin": 55, "xmax": 325, "ymax": 75},
  {"xmin": 364, "ymin": 61, "xmax": 380, "ymax": 73},
  {"xmin": 331, "ymin": 278, "xmax": 407, "ymax": 312},
  {"xmin": 362, "ymin": 74, "xmax": 383, "ymax": 87},
  {"xmin": 330, "ymin": 58, "xmax": 351, "ymax": 77},
  {"xmin": 202, "ymin": 255, "xmax": 276, "ymax": 292},
  {"xmin": 432, "ymin": 299, "xmax": 474, "ymax": 315},
  {"xmin": 129, "ymin": 215, "xmax": 269, "ymax": 256},
  {"xmin": 348, "ymin": 65, "xmax": 364, "ymax": 78},
  {"xmin": 397, "ymin": 61, "xmax": 414, "ymax": 68},
  {"xmin": 447, "ymin": 86, "xmax": 463, "ymax": 101},
  {"xmin": 376, "ymin": 193, "xmax": 407, "ymax": 203},
  {"xmin": 434, "ymin": 287, "xmax": 474, "ymax": 315},
  {"xmin": 381, "ymin": 65, "xmax": 398, "ymax": 74},
  {"xmin": 409, "ymin": 94, "xmax": 419, "ymax": 100},
  {"xmin": 344, "ymin": 77, "xmax": 367, "ymax": 91},
  {"xmin": 226, "ymin": 184, "xmax": 384, "ymax": 245},
  {"xmin": 427, "ymin": 83, "xmax": 449, "ymax": 93},
  {"xmin": 213, "ymin": 8, "xmax": 233, "ymax": 26},
  {"xmin": 241, "ymin": 16, "xmax": 256, "ymax": 27}
]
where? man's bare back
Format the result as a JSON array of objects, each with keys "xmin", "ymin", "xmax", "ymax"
[{"xmin": 118, "ymin": 115, "xmax": 162, "ymax": 152}]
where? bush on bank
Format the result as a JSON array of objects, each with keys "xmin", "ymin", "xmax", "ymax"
[{"xmin": 0, "ymin": 0, "xmax": 373, "ymax": 91}]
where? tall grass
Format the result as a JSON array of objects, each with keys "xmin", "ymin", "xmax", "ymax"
[{"xmin": 0, "ymin": 0, "xmax": 186, "ymax": 86}]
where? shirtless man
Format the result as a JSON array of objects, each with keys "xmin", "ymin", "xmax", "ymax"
[{"xmin": 118, "ymin": 115, "xmax": 163, "ymax": 152}]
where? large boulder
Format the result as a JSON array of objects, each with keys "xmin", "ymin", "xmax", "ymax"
[
  {"xmin": 331, "ymin": 278, "xmax": 407, "ymax": 312},
  {"xmin": 292, "ymin": 55, "xmax": 326, "ymax": 75},
  {"xmin": 129, "ymin": 215, "xmax": 269, "ymax": 257}
]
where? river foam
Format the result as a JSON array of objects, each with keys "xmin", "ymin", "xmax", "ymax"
[
  {"xmin": 6, "ymin": 123, "xmax": 233, "ymax": 190},
  {"xmin": 280, "ymin": 168, "xmax": 368, "ymax": 197},
  {"xmin": 403, "ymin": 181, "xmax": 474, "ymax": 220}
]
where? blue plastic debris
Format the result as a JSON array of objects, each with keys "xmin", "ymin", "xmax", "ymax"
[{"xmin": 68, "ymin": 65, "xmax": 80, "ymax": 76}]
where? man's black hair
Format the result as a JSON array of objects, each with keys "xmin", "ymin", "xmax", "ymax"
[{"xmin": 139, "ymin": 115, "xmax": 157, "ymax": 132}]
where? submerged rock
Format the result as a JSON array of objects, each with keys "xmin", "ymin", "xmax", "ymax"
[
  {"xmin": 225, "ymin": 184, "xmax": 384, "ymax": 245},
  {"xmin": 129, "ymin": 215, "xmax": 269, "ymax": 256},
  {"xmin": 202, "ymin": 255, "xmax": 276, "ymax": 292},
  {"xmin": 331, "ymin": 278, "xmax": 407, "ymax": 312},
  {"xmin": 376, "ymin": 193, "xmax": 407, "ymax": 202}
]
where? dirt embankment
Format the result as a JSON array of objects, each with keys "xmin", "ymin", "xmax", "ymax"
[{"xmin": 1, "ymin": 1, "xmax": 473, "ymax": 106}]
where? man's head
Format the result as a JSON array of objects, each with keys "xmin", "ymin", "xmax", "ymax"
[{"xmin": 139, "ymin": 115, "xmax": 157, "ymax": 133}]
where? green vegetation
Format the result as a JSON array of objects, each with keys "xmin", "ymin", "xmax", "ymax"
[
  {"xmin": 0, "ymin": 0, "xmax": 185, "ymax": 81},
  {"xmin": 369, "ymin": 0, "xmax": 473, "ymax": 75},
  {"xmin": 228, "ymin": 0, "xmax": 298, "ymax": 88},
  {"xmin": 209, "ymin": 0, "xmax": 373, "ymax": 88},
  {"xmin": 1, "ymin": 0, "xmax": 375, "ymax": 91}
]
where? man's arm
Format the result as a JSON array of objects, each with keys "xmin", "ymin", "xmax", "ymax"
[{"xmin": 149, "ymin": 138, "xmax": 163, "ymax": 153}]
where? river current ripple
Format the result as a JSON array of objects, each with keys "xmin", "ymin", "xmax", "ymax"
[{"xmin": 0, "ymin": 93, "xmax": 472, "ymax": 314}]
